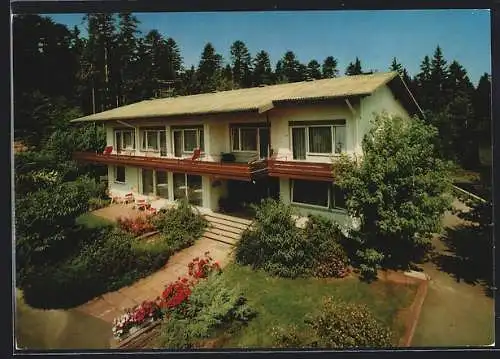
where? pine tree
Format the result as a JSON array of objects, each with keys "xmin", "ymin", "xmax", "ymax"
[
  {"xmin": 322, "ymin": 56, "xmax": 339, "ymax": 78},
  {"xmin": 230, "ymin": 40, "xmax": 253, "ymax": 88},
  {"xmin": 197, "ymin": 43, "xmax": 223, "ymax": 93},
  {"xmin": 473, "ymin": 73, "xmax": 492, "ymax": 149},
  {"xmin": 275, "ymin": 60, "xmax": 285, "ymax": 83},
  {"xmin": 429, "ymin": 45, "xmax": 450, "ymax": 113},
  {"xmin": 252, "ymin": 50, "xmax": 273, "ymax": 86},
  {"xmin": 389, "ymin": 57, "xmax": 412, "ymax": 89},
  {"xmin": 414, "ymin": 55, "xmax": 432, "ymax": 113},
  {"xmin": 83, "ymin": 13, "xmax": 118, "ymax": 111},
  {"xmin": 279, "ymin": 51, "xmax": 306, "ymax": 83},
  {"xmin": 306, "ymin": 60, "xmax": 322, "ymax": 80},
  {"xmin": 345, "ymin": 57, "xmax": 362, "ymax": 75},
  {"xmin": 116, "ymin": 13, "xmax": 140, "ymax": 106}
]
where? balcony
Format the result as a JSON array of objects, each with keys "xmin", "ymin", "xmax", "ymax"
[
  {"xmin": 267, "ymin": 159, "xmax": 334, "ymax": 182},
  {"xmin": 73, "ymin": 152, "xmax": 268, "ymax": 181}
]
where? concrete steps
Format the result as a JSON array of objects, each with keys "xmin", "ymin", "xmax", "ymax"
[{"xmin": 202, "ymin": 212, "xmax": 253, "ymax": 246}]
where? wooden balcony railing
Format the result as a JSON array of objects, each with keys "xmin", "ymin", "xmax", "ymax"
[
  {"xmin": 267, "ymin": 159, "xmax": 334, "ymax": 181},
  {"xmin": 73, "ymin": 152, "xmax": 268, "ymax": 181}
]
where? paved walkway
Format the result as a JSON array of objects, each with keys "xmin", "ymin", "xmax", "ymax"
[
  {"xmin": 411, "ymin": 200, "xmax": 494, "ymax": 346},
  {"xmin": 76, "ymin": 237, "xmax": 235, "ymax": 323}
]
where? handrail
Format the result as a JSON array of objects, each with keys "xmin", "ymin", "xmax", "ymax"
[{"xmin": 451, "ymin": 184, "xmax": 488, "ymax": 204}]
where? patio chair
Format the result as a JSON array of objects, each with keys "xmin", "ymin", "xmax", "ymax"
[
  {"xmin": 124, "ymin": 193, "xmax": 135, "ymax": 204},
  {"xmin": 103, "ymin": 146, "xmax": 113, "ymax": 155},
  {"xmin": 191, "ymin": 148, "xmax": 201, "ymax": 161}
]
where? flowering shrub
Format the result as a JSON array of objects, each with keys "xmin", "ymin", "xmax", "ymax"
[
  {"xmin": 112, "ymin": 252, "xmax": 223, "ymax": 340},
  {"xmin": 160, "ymin": 277, "xmax": 192, "ymax": 312},
  {"xmin": 188, "ymin": 251, "xmax": 221, "ymax": 280},
  {"xmin": 159, "ymin": 252, "xmax": 221, "ymax": 312},
  {"xmin": 117, "ymin": 216, "xmax": 156, "ymax": 236},
  {"xmin": 112, "ymin": 299, "xmax": 163, "ymax": 339}
]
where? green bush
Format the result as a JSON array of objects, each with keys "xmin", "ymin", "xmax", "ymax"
[
  {"xmin": 307, "ymin": 298, "xmax": 393, "ymax": 348},
  {"xmin": 235, "ymin": 199, "xmax": 311, "ymax": 278},
  {"xmin": 236, "ymin": 200, "xmax": 350, "ymax": 279},
  {"xmin": 157, "ymin": 273, "xmax": 256, "ymax": 349},
  {"xmin": 151, "ymin": 198, "xmax": 208, "ymax": 248},
  {"xmin": 304, "ymin": 215, "xmax": 350, "ymax": 278},
  {"xmin": 21, "ymin": 228, "xmax": 175, "ymax": 309},
  {"xmin": 272, "ymin": 298, "xmax": 393, "ymax": 349}
]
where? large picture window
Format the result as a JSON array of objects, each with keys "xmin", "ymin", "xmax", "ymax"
[
  {"xmin": 291, "ymin": 179, "xmax": 345, "ymax": 210},
  {"xmin": 140, "ymin": 129, "xmax": 166, "ymax": 152},
  {"xmin": 290, "ymin": 120, "xmax": 346, "ymax": 158},
  {"xmin": 231, "ymin": 125, "xmax": 269, "ymax": 158},
  {"xmin": 172, "ymin": 127, "xmax": 204, "ymax": 156},
  {"xmin": 114, "ymin": 129, "xmax": 135, "ymax": 153},
  {"xmin": 141, "ymin": 169, "xmax": 168, "ymax": 199},
  {"xmin": 114, "ymin": 166, "xmax": 126, "ymax": 183},
  {"xmin": 173, "ymin": 173, "xmax": 203, "ymax": 206}
]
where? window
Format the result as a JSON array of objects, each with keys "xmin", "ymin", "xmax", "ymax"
[
  {"xmin": 292, "ymin": 179, "xmax": 329, "ymax": 208},
  {"xmin": 172, "ymin": 127, "xmax": 204, "ymax": 156},
  {"xmin": 309, "ymin": 126, "xmax": 332, "ymax": 153},
  {"xmin": 173, "ymin": 173, "xmax": 203, "ymax": 206},
  {"xmin": 142, "ymin": 169, "xmax": 154, "ymax": 195},
  {"xmin": 291, "ymin": 179, "xmax": 345, "ymax": 210},
  {"xmin": 114, "ymin": 130, "xmax": 135, "ymax": 152},
  {"xmin": 231, "ymin": 126, "xmax": 269, "ymax": 157},
  {"xmin": 114, "ymin": 166, "xmax": 126, "ymax": 183},
  {"xmin": 142, "ymin": 169, "xmax": 168, "ymax": 198},
  {"xmin": 141, "ymin": 129, "xmax": 165, "ymax": 151},
  {"xmin": 155, "ymin": 171, "xmax": 168, "ymax": 199},
  {"xmin": 290, "ymin": 120, "xmax": 346, "ymax": 156}
]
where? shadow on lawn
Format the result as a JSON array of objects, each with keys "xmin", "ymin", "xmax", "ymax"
[{"xmin": 431, "ymin": 223, "xmax": 494, "ymax": 297}]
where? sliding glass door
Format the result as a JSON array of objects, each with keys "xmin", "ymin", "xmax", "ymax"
[
  {"xmin": 142, "ymin": 169, "xmax": 169, "ymax": 199},
  {"xmin": 173, "ymin": 173, "xmax": 203, "ymax": 206}
]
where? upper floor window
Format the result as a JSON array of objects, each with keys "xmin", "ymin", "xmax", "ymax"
[
  {"xmin": 114, "ymin": 129, "xmax": 135, "ymax": 152},
  {"xmin": 172, "ymin": 127, "xmax": 204, "ymax": 157},
  {"xmin": 290, "ymin": 120, "xmax": 346, "ymax": 160},
  {"xmin": 232, "ymin": 127, "xmax": 258, "ymax": 151},
  {"xmin": 231, "ymin": 124, "xmax": 269, "ymax": 158},
  {"xmin": 140, "ymin": 128, "xmax": 167, "ymax": 154}
]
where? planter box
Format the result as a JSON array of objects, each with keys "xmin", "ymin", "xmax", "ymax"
[{"xmin": 111, "ymin": 319, "xmax": 161, "ymax": 349}]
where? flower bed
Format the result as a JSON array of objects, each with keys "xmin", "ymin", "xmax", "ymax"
[
  {"xmin": 117, "ymin": 215, "xmax": 156, "ymax": 237},
  {"xmin": 112, "ymin": 252, "xmax": 221, "ymax": 341}
]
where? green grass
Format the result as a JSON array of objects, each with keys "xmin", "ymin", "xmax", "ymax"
[
  {"xmin": 219, "ymin": 264, "xmax": 418, "ymax": 348},
  {"xmin": 75, "ymin": 213, "xmax": 114, "ymax": 229}
]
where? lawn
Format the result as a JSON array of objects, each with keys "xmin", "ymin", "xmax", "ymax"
[
  {"xmin": 75, "ymin": 213, "xmax": 114, "ymax": 229},
  {"xmin": 218, "ymin": 264, "xmax": 418, "ymax": 348}
]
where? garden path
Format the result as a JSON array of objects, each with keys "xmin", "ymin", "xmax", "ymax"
[
  {"xmin": 411, "ymin": 200, "xmax": 494, "ymax": 346},
  {"xmin": 75, "ymin": 236, "xmax": 235, "ymax": 323}
]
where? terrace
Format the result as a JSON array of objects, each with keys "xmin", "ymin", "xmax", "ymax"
[{"xmin": 73, "ymin": 151, "xmax": 269, "ymax": 182}]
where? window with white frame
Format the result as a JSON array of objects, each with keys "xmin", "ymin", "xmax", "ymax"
[
  {"xmin": 114, "ymin": 165, "xmax": 126, "ymax": 183},
  {"xmin": 140, "ymin": 129, "xmax": 165, "ymax": 151},
  {"xmin": 114, "ymin": 129, "xmax": 135, "ymax": 152},
  {"xmin": 290, "ymin": 120, "xmax": 346, "ymax": 159},
  {"xmin": 291, "ymin": 179, "xmax": 345, "ymax": 210},
  {"xmin": 172, "ymin": 127, "xmax": 204, "ymax": 156},
  {"xmin": 231, "ymin": 125, "xmax": 269, "ymax": 155}
]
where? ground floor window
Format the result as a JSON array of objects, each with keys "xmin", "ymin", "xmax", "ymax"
[
  {"xmin": 291, "ymin": 179, "xmax": 345, "ymax": 210},
  {"xmin": 114, "ymin": 166, "xmax": 126, "ymax": 183},
  {"xmin": 141, "ymin": 169, "xmax": 169, "ymax": 199},
  {"xmin": 173, "ymin": 173, "xmax": 203, "ymax": 206}
]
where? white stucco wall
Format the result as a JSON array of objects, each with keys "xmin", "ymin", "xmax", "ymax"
[{"xmin": 358, "ymin": 84, "xmax": 411, "ymax": 144}]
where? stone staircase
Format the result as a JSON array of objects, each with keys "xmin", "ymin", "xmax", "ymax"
[{"xmin": 201, "ymin": 212, "xmax": 253, "ymax": 246}]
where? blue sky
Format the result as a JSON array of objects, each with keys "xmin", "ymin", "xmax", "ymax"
[{"xmin": 48, "ymin": 10, "xmax": 491, "ymax": 85}]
